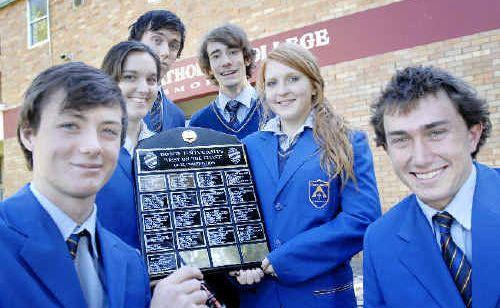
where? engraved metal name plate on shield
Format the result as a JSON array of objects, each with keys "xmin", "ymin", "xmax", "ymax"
[{"xmin": 134, "ymin": 127, "xmax": 269, "ymax": 280}]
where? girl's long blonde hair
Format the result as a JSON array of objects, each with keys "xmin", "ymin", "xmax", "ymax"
[{"xmin": 257, "ymin": 43, "xmax": 355, "ymax": 185}]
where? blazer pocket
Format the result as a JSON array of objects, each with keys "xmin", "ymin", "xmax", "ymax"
[{"xmin": 313, "ymin": 282, "xmax": 353, "ymax": 296}]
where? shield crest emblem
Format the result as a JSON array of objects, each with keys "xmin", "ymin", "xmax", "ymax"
[
  {"xmin": 227, "ymin": 147, "xmax": 241, "ymax": 164},
  {"xmin": 309, "ymin": 179, "xmax": 330, "ymax": 208},
  {"xmin": 144, "ymin": 152, "xmax": 158, "ymax": 170}
]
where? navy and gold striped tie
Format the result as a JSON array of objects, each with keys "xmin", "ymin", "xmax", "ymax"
[
  {"xmin": 66, "ymin": 230, "xmax": 90, "ymax": 260},
  {"xmin": 225, "ymin": 100, "xmax": 241, "ymax": 129},
  {"xmin": 149, "ymin": 97, "xmax": 163, "ymax": 133},
  {"xmin": 433, "ymin": 212, "xmax": 472, "ymax": 307}
]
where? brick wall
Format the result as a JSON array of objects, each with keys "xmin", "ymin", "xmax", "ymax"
[
  {"xmin": 322, "ymin": 29, "xmax": 500, "ymax": 210},
  {"xmin": 0, "ymin": 0, "xmax": 498, "ymax": 209}
]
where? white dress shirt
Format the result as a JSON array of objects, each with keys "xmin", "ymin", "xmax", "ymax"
[
  {"xmin": 31, "ymin": 184, "xmax": 106, "ymax": 308},
  {"xmin": 417, "ymin": 164, "xmax": 476, "ymax": 264}
]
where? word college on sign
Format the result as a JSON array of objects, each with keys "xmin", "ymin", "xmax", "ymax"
[{"xmin": 163, "ymin": 28, "xmax": 331, "ymax": 98}]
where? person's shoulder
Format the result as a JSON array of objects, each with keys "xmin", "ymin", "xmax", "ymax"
[
  {"xmin": 0, "ymin": 185, "xmax": 34, "ymax": 220},
  {"xmin": 189, "ymin": 104, "xmax": 213, "ymax": 123},
  {"xmin": 365, "ymin": 195, "xmax": 415, "ymax": 240},
  {"xmin": 163, "ymin": 97, "xmax": 185, "ymax": 118},
  {"xmin": 475, "ymin": 162, "xmax": 500, "ymax": 178},
  {"xmin": 242, "ymin": 130, "xmax": 268, "ymax": 145}
]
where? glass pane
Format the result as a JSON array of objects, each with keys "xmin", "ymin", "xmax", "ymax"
[
  {"xmin": 30, "ymin": 18, "xmax": 48, "ymax": 45},
  {"xmin": 73, "ymin": 0, "xmax": 84, "ymax": 7},
  {"xmin": 29, "ymin": 0, "xmax": 47, "ymax": 21}
]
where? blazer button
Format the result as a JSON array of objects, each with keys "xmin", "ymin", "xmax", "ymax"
[{"xmin": 274, "ymin": 202, "xmax": 283, "ymax": 211}]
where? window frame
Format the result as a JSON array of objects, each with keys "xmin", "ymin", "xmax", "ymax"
[
  {"xmin": 26, "ymin": 0, "xmax": 50, "ymax": 48},
  {"xmin": 72, "ymin": 0, "xmax": 84, "ymax": 9}
]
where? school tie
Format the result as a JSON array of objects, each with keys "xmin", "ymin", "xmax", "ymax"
[
  {"xmin": 149, "ymin": 96, "xmax": 163, "ymax": 133},
  {"xmin": 67, "ymin": 229, "xmax": 104, "ymax": 308},
  {"xmin": 225, "ymin": 100, "xmax": 241, "ymax": 128},
  {"xmin": 66, "ymin": 229, "xmax": 90, "ymax": 259},
  {"xmin": 433, "ymin": 212, "xmax": 472, "ymax": 308}
]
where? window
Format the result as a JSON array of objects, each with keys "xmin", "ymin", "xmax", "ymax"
[
  {"xmin": 73, "ymin": 0, "xmax": 84, "ymax": 8},
  {"xmin": 27, "ymin": 0, "xmax": 49, "ymax": 47}
]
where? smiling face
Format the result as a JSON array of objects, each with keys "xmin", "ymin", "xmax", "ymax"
[
  {"xmin": 263, "ymin": 60, "xmax": 314, "ymax": 133},
  {"xmin": 383, "ymin": 90, "xmax": 482, "ymax": 210},
  {"xmin": 118, "ymin": 51, "xmax": 158, "ymax": 122},
  {"xmin": 20, "ymin": 89, "xmax": 123, "ymax": 203},
  {"xmin": 206, "ymin": 41, "xmax": 248, "ymax": 96},
  {"xmin": 140, "ymin": 28, "xmax": 181, "ymax": 78}
]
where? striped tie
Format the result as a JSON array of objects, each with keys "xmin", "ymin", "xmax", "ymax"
[
  {"xmin": 433, "ymin": 212, "xmax": 472, "ymax": 307},
  {"xmin": 225, "ymin": 100, "xmax": 240, "ymax": 128},
  {"xmin": 66, "ymin": 229, "xmax": 90, "ymax": 260},
  {"xmin": 149, "ymin": 96, "xmax": 163, "ymax": 133}
]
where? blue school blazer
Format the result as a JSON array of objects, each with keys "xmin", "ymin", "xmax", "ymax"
[
  {"xmin": 240, "ymin": 129, "xmax": 381, "ymax": 307},
  {"xmin": 97, "ymin": 147, "xmax": 140, "ymax": 249},
  {"xmin": 0, "ymin": 185, "xmax": 150, "ymax": 307},
  {"xmin": 363, "ymin": 163, "xmax": 500, "ymax": 308},
  {"xmin": 144, "ymin": 88, "xmax": 185, "ymax": 132}
]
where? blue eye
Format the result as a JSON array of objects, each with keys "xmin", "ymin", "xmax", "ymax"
[
  {"xmin": 266, "ymin": 80, "xmax": 277, "ymax": 87},
  {"xmin": 60, "ymin": 123, "xmax": 78, "ymax": 131},
  {"xmin": 169, "ymin": 42, "xmax": 180, "ymax": 52},
  {"xmin": 288, "ymin": 76, "xmax": 299, "ymax": 83},
  {"xmin": 122, "ymin": 74, "xmax": 136, "ymax": 81},
  {"xmin": 102, "ymin": 128, "xmax": 119, "ymax": 137},
  {"xmin": 429, "ymin": 129, "xmax": 446, "ymax": 139},
  {"xmin": 147, "ymin": 76, "xmax": 158, "ymax": 85},
  {"xmin": 389, "ymin": 136, "xmax": 409, "ymax": 146},
  {"xmin": 153, "ymin": 36, "xmax": 163, "ymax": 45}
]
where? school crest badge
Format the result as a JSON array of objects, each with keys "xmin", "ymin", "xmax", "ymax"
[
  {"xmin": 227, "ymin": 147, "xmax": 241, "ymax": 164},
  {"xmin": 144, "ymin": 152, "xmax": 158, "ymax": 170},
  {"xmin": 309, "ymin": 179, "xmax": 330, "ymax": 208}
]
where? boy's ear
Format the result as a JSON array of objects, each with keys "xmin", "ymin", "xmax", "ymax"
[{"xmin": 19, "ymin": 126, "xmax": 35, "ymax": 152}]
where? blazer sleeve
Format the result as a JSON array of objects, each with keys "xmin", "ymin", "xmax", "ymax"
[
  {"xmin": 363, "ymin": 225, "xmax": 386, "ymax": 307},
  {"xmin": 267, "ymin": 132, "xmax": 382, "ymax": 284},
  {"xmin": 139, "ymin": 252, "xmax": 152, "ymax": 307}
]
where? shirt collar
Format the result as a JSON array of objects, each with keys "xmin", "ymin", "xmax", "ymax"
[
  {"xmin": 30, "ymin": 183, "xmax": 99, "ymax": 258},
  {"xmin": 261, "ymin": 111, "xmax": 315, "ymax": 137},
  {"xmin": 417, "ymin": 164, "xmax": 476, "ymax": 231},
  {"xmin": 216, "ymin": 85, "xmax": 257, "ymax": 110}
]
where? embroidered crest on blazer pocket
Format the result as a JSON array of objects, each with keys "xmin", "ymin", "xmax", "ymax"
[
  {"xmin": 313, "ymin": 282, "xmax": 353, "ymax": 296},
  {"xmin": 308, "ymin": 179, "xmax": 330, "ymax": 209}
]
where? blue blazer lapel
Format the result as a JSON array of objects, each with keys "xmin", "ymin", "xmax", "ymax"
[
  {"xmin": 118, "ymin": 147, "xmax": 133, "ymax": 182},
  {"xmin": 5, "ymin": 186, "xmax": 85, "ymax": 308},
  {"xmin": 472, "ymin": 163, "xmax": 500, "ymax": 308},
  {"xmin": 397, "ymin": 196, "xmax": 464, "ymax": 307},
  {"xmin": 273, "ymin": 130, "xmax": 318, "ymax": 202},
  {"xmin": 99, "ymin": 225, "xmax": 127, "ymax": 308},
  {"xmin": 249, "ymin": 132, "xmax": 279, "ymax": 185}
]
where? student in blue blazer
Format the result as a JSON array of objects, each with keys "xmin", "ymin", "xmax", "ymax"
[
  {"xmin": 190, "ymin": 23, "xmax": 262, "ymax": 140},
  {"xmin": 233, "ymin": 43, "xmax": 381, "ymax": 307},
  {"xmin": 97, "ymin": 41, "xmax": 159, "ymax": 249},
  {"xmin": 0, "ymin": 62, "xmax": 207, "ymax": 307},
  {"xmin": 129, "ymin": 10, "xmax": 186, "ymax": 132},
  {"xmin": 364, "ymin": 66, "xmax": 498, "ymax": 308}
]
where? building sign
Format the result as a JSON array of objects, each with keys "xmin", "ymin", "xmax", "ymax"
[
  {"xmin": 3, "ymin": 0, "xmax": 500, "ymax": 139},
  {"xmin": 163, "ymin": 28, "xmax": 332, "ymax": 100},
  {"xmin": 163, "ymin": 0, "xmax": 500, "ymax": 103}
]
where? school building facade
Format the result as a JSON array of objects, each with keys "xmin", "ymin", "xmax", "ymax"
[{"xmin": 0, "ymin": 0, "xmax": 498, "ymax": 209}]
